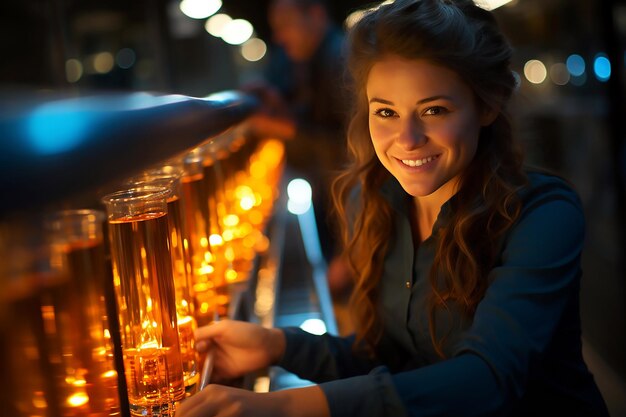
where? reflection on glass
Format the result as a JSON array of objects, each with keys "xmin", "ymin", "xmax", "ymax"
[
  {"xmin": 45, "ymin": 210, "xmax": 121, "ymax": 416},
  {"xmin": 102, "ymin": 187, "xmax": 184, "ymax": 416},
  {"xmin": 129, "ymin": 168, "xmax": 199, "ymax": 395},
  {"xmin": 182, "ymin": 153, "xmax": 228, "ymax": 326},
  {"xmin": 0, "ymin": 211, "xmax": 122, "ymax": 417}
]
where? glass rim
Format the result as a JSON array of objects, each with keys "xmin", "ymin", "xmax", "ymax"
[
  {"xmin": 45, "ymin": 209, "xmax": 106, "ymax": 223},
  {"xmin": 126, "ymin": 173, "xmax": 182, "ymax": 189},
  {"xmin": 145, "ymin": 165, "xmax": 184, "ymax": 177},
  {"xmin": 100, "ymin": 185, "xmax": 172, "ymax": 205}
]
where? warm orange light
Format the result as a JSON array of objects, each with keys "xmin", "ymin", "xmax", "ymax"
[{"xmin": 67, "ymin": 392, "xmax": 89, "ymax": 407}]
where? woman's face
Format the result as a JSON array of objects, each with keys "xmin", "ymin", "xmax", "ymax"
[{"xmin": 367, "ymin": 57, "xmax": 492, "ymax": 200}]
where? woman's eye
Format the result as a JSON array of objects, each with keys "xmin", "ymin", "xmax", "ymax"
[
  {"xmin": 373, "ymin": 108, "xmax": 397, "ymax": 118},
  {"xmin": 423, "ymin": 106, "xmax": 447, "ymax": 116}
]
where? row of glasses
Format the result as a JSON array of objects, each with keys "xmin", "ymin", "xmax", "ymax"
[
  {"xmin": 0, "ymin": 211, "xmax": 121, "ymax": 417},
  {"xmin": 0, "ymin": 130, "xmax": 287, "ymax": 417}
]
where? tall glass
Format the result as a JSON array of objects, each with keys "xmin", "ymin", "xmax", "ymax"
[
  {"xmin": 181, "ymin": 152, "xmax": 227, "ymax": 326},
  {"xmin": 45, "ymin": 209, "xmax": 122, "ymax": 416},
  {"xmin": 0, "ymin": 211, "xmax": 123, "ymax": 417},
  {"xmin": 0, "ymin": 219, "xmax": 58, "ymax": 417},
  {"xmin": 102, "ymin": 187, "xmax": 185, "ymax": 416},
  {"xmin": 130, "ymin": 169, "xmax": 199, "ymax": 395}
]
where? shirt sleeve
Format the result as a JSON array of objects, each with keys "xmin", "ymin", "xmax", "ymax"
[
  {"xmin": 312, "ymin": 184, "xmax": 586, "ymax": 416},
  {"xmin": 277, "ymin": 327, "xmax": 378, "ymax": 382}
]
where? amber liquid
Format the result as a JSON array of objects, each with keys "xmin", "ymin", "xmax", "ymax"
[
  {"xmin": 206, "ymin": 159, "xmax": 254, "ymax": 287},
  {"xmin": 167, "ymin": 196, "xmax": 194, "ymax": 318},
  {"xmin": 201, "ymin": 163, "xmax": 231, "ymax": 320},
  {"xmin": 166, "ymin": 196, "xmax": 199, "ymax": 394},
  {"xmin": 177, "ymin": 315, "xmax": 199, "ymax": 395},
  {"xmin": 123, "ymin": 346, "xmax": 178, "ymax": 416},
  {"xmin": 62, "ymin": 240, "xmax": 121, "ymax": 416},
  {"xmin": 108, "ymin": 213, "xmax": 185, "ymax": 412},
  {"xmin": 181, "ymin": 174, "xmax": 227, "ymax": 326},
  {"xmin": 6, "ymin": 247, "xmax": 121, "ymax": 417}
]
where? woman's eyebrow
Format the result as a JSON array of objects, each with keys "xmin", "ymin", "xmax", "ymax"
[
  {"xmin": 368, "ymin": 95, "xmax": 454, "ymax": 105},
  {"xmin": 369, "ymin": 97, "xmax": 394, "ymax": 105},
  {"xmin": 417, "ymin": 95, "xmax": 453, "ymax": 105}
]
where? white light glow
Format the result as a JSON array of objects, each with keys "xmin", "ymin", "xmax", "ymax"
[
  {"xmin": 221, "ymin": 19, "xmax": 254, "ymax": 45},
  {"xmin": 345, "ymin": 0, "xmax": 394, "ymax": 29},
  {"xmin": 300, "ymin": 318, "xmax": 327, "ymax": 335},
  {"xmin": 287, "ymin": 178, "xmax": 312, "ymax": 204},
  {"xmin": 524, "ymin": 59, "xmax": 547, "ymax": 84},
  {"xmin": 344, "ymin": 10, "xmax": 366, "ymax": 29},
  {"xmin": 287, "ymin": 199, "xmax": 311, "ymax": 215},
  {"xmin": 205, "ymin": 13, "xmax": 232, "ymax": 37},
  {"xmin": 477, "ymin": 0, "xmax": 514, "ymax": 10},
  {"xmin": 241, "ymin": 38, "xmax": 267, "ymax": 62},
  {"xmin": 179, "ymin": 0, "xmax": 222, "ymax": 19}
]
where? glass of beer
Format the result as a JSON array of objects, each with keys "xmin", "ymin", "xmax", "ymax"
[
  {"xmin": 45, "ymin": 209, "xmax": 122, "ymax": 415},
  {"xmin": 182, "ymin": 151, "xmax": 228, "ymax": 326},
  {"xmin": 129, "ymin": 168, "xmax": 199, "ymax": 396},
  {"xmin": 101, "ymin": 187, "xmax": 185, "ymax": 416}
]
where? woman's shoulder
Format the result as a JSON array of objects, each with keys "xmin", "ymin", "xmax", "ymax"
[{"xmin": 519, "ymin": 168, "xmax": 583, "ymax": 214}]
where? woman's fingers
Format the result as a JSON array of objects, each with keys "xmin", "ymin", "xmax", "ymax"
[
  {"xmin": 177, "ymin": 384, "xmax": 226, "ymax": 417},
  {"xmin": 177, "ymin": 385, "xmax": 257, "ymax": 417},
  {"xmin": 195, "ymin": 319, "xmax": 229, "ymax": 341},
  {"xmin": 176, "ymin": 386, "xmax": 212, "ymax": 417}
]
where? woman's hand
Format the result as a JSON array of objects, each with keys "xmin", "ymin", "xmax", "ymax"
[
  {"xmin": 176, "ymin": 384, "xmax": 330, "ymax": 417},
  {"xmin": 176, "ymin": 385, "xmax": 283, "ymax": 417},
  {"xmin": 195, "ymin": 320, "xmax": 286, "ymax": 381}
]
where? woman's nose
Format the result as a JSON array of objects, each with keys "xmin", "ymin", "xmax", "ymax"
[{"xmin": 396, "ymin": 117, "xmax": 427, "ymax": 149}]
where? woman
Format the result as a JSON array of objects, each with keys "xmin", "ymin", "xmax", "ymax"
[{"xmin": 178, "ymin": 0, "xmax": 609, "ymax": 416}]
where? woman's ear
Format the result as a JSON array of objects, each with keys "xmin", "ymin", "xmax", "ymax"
[{"xmin": 480, "ymin": 105, "xmax": 499, "ymax": 126}]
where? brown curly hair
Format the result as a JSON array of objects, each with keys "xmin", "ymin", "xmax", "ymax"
[{"xmin": 332, "ymin": 0, "xmax": 528, "ymax": 357}]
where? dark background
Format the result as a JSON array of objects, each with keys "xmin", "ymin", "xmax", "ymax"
[{"xmin": 1, "ymin": 0, "xmax": 625, "ymax": 413}]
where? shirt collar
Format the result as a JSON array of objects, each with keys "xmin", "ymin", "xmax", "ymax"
[{"xmin": 378, "ymin": 177, "xmax": 456, "ymax": 235}]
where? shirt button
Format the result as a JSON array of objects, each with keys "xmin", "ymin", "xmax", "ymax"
[{"xmin": 405, "ymin": 281, "xmax": 411, "ymax": 289}]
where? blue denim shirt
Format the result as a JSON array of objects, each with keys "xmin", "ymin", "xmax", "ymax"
[{"xmin": 278, "ymin": 172, "xmax": 609, "ymax": 417}]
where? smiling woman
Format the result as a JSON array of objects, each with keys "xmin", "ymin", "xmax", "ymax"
[
  {"xmin": 366, "ymin": 58, "xmax": 492, "ymax": 208},
  {"xmin": 180, "ymin": 1, "xmax": 611, "ymax": 416}
]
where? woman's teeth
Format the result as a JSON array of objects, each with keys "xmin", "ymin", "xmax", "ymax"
[{"xmin": 401, "ymin": 155, "xmax": 439, "ymax": 167}]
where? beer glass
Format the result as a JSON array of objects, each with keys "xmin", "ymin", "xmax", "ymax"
[
  {"xmin": 0, "ymin": 211, "xmax": 122, "ymax": 417},
  {"xmin": 129, "ymin": 169, "xmax": 199, "ymax": 395},
  {"xmin": 101, "ymin": 187, "xmax": 185, "ymax": 416},
  {"xmin": 181, "ymin": 152, "xmax": 227, "ymax": 326},
  {"xmin": 45, "ymin": 209, "xmax": 122, "ymax": 416}
]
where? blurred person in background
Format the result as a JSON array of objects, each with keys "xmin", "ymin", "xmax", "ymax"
[
  {"xmin": 180, "ymin": 0, "xmax": 610, "ymax": 416},
  {"xmin": 244, "ymin": 0, "xmax": 351, "ymax": 289}
]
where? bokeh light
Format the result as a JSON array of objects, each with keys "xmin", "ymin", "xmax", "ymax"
[
  {"xmin": 221, "ymin": 19, "xmax": 254, "ymax": 45},
  {"xmin": 549, "ymin": 63, "xmax": 570, "ymax": 86},
  {"xmin": 241, "ymin": 38, "xmax": 267, "ymax": 62},
  {"xmin": 300, "ymin": 318, "xmax": 327, "ymax": 335},
  {"xmin": 477, "ymin": 0, "xmax": 514, "ymax": 10},
  {"xmin": 566, "ymin": 54, "xmax": 586, "ymax": 77},
  {"xmin": 179, "ymin": 0, "xmax": 222, "ymax": 19},
  {"xmin": 93, "ymin": 52, "xmax": 114, "ymax": 74},
  {"xmin": 65, "ymin": 59, "xmax": 83, "ymax": 83},
  {"xmin": 205, "ymin": 13, "xmax": 232, "ymax": 37},
  {"xmin": 593, "ymin": 54, "xmax": 611, "ymax": 82},
  {"xmin": 116, "ymin": 48, "xmax": 136, "ymax": 69},
  {"xmin": 524, "ymin": 59, "xmax": 547, "ymax": 84}
]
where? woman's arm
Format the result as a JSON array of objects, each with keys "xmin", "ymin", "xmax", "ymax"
[
  {"xmin": 177, "ymin": 384, "xmax": 330, "ymax": 417},
  {"xmin": 194, "ymin": 320, "xmax": 377, "ymax": 383}
]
